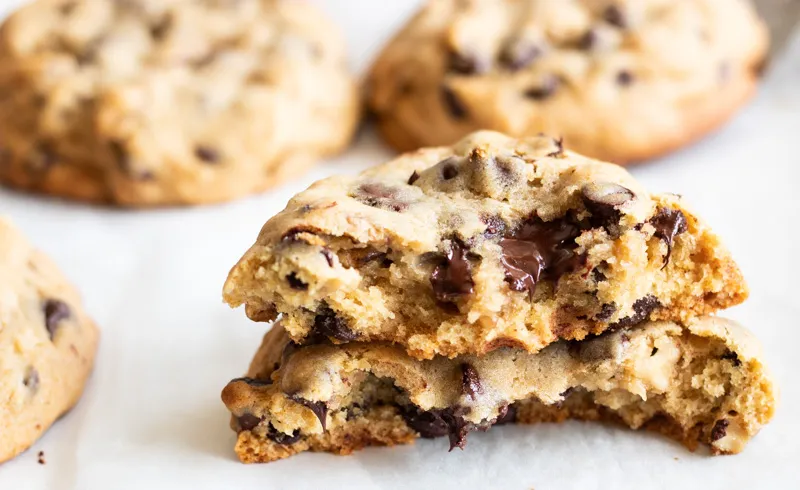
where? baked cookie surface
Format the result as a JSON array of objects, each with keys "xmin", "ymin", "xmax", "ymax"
[
  {"xmin": 0, "ymin": 0, "xmax": 358, "ymax": 206},
  {"xmin": 0, "ymin": 218, "xmax": 99, "ymax": 463},
  {"xmin": 222, "ymin": 317, "xmax": 776, "ymax": 463},
  {"xmin": 367, "ymin": 0, "xmax": 768, "ymax": 163},
  {"xmin": 224, "ymin": 131, "xmax": 747, "ymax": 359}
]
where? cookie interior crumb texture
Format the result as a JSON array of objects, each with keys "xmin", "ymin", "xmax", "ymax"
[
  {"xmin": 224, "ymin": 131, "xmax": 748, "ymax": 359},
  {"xmin": 0, "ymin": 218, "xmax": 99, "ymax": 463},
  {"xmin": 221, "ymin": 317, "xmax": 777, "ymax": 463},
  {"xmin": 366, "ymin": 0, "xmax": 768, "ymax": 163},
  {"xmin": 0, "ymin": 0, "xmax": 358, "ymax": 206}
]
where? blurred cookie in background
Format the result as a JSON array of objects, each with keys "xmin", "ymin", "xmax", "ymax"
[
  {"xmin": 0, "ymin": 217, "xmax": 99, "ymax": 463},
  {"xmin": 367, "ymin": 0, "xmax": 768, "ymax": 164},
  {"xmin": 0, "ymin": 0, "xmax": 358, "ymax": 206}
]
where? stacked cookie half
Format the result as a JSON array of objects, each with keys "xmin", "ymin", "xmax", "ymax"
[{"xmin": 221, "ymin": 131, "xmax": 776, "ymax": 463}]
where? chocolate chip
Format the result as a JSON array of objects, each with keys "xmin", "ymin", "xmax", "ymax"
[
  {"xmin": 603, "ymin": 5, "xmax": 627, "ymax": 28},
  {"xmin": 430, "ymin": 241, "xmax": 474, "ymax": 303},
  {"xmin": 321, "ymin": 248, "xmax": 335, "ymax": 267},
  {"xmin": 448, "ymin": 49, "xmax": 489, "ymax": 75},
  {"xmin": 547, "ymin": 137, "xmax": 564, "ymax": 158},
  {"xmin": 150, "ymin": 14, "xmax": 173, "ymax": 40},
  {"xmin": 267, "ymin": 424, "xmax": 301, "ymax": 445},
  {"xmin": 281, "ymin": 226, "xmax": 320, "ymax": 243},
  {"xmin": 312, "ymin": 305, "xmax": 357, "ymax": 342},
  {"xmin": 401, "ymin": 406, "xmax": 472, "ymax": 451},
  {"xmin": 500, "ymin": 39, "xmax": 543, "ymax": 70},
  {"xmin": 59, "ymin": 2, "xmax": 77, "ymax": 15},
  {"xmin": 579, "ymin": 29, "xmax": 599, "ymax": 50},
  {"xmin": 354, "ymin": 183, "xmax": 408, "ymax": 212},
  {"xmin": 616, "ymin": 70, "xmax": 634, "ymax": 86},
  {"xmin": 651, "ymin": 347, "xmax": 659, "ymax": 356},
  {"xmin": 408, "ymin": 171, "xmax": 420, "ymax": 185},
  {"xmin": 595, "ymin": 303, "xmax": 616, "ymax": 321},
  {"xmin": 494, "ymin": 403, "xmax": 517, "ymax": 425},
  {"xmin": 230, "ymin": 376, "xmax": 273, "ymax": 387},
  {"xmin": 649, "ymin": 208, "xmax": 688, "ymax": 268},
  {"xmin": 499, "ymin": 216, "xmax": 583, "ymax": 295},
  {"xmin": 23, "ymin": 367, "xmax": 39, "ymax": 392},
  {"xmin": 237, "ymin": 413, "xmax": 263, "ymax": 431},
  {"xmin": 481, "ymin": 215, "xmax": 507, "ymax": 239},
  {"xmin": 581, "ymin": 182, "xmax": 634, "ymax": 229},
  {"xmin": 285, "ymin": 272, "xmax": 308, "ymax": 291},
  {"xmin": 710, "ymin": 419, "xmax": 729, "ymax": 442},
  {"xmin": 43, "ymin": 299, "xmax": 70, "ymax": 340},
  {"xmin": 441, "ymin": 161, "xmax": 459, "ymax": 180},
  {"xmin": 524, "ymin": 75, "xmax": 559, "ymax": 100},
  {"xmin": 461, "ymin": 363, "xmax": 483, "ymax": 400},
  {"xmin": 194, "ymin": 145, "xmax": 220, "ymax": 164},
  {"xmin": 591, "ymin": 267, "xmax": 608, "ymax": 283},
  {"xmin": 292, "ymin": 397, "xmax": 328, "ymax": 430},
  {"xmin": 610, "ymin": 295, "xmax": 660, "ymax": 329},
  {"xmin": 721, "ymin": 351, "xmax": 742, "ymax": 367},
  {"xmin": 441, "ymin": 85, "xmax": 468, "ymax": 119}
]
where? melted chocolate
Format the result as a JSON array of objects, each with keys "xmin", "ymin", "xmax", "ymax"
[
  {"xmin": 430, "ymin": 241, "xmax": 475, "ymax": 303},
  {"xmin": 649, "ymin": 207, "xmax": 688, "ymax": 267}
]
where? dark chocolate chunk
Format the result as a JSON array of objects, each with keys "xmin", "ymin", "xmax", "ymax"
[
  {"xmin": 461, "ymin": 363, "xmax": 483, "ymax": 400},
  {"xmin": 441, "ymin": 161, "xmax": 459, "ymax": 180},
  {"xmin": 237, "ymin": 413, "xmax": 263, "ymax": 432},
  {"xmin": 312, "ymin": 305, "xmax": 357, "ymax": 342},
  {"xmin": 494, "ymin": 404, "xmax": 517, "ymax": 425},
  {"xmin": 282, "ymin": 226, "xmax": 320, "ymax": 243},
  {"xmin": 595, "ymin": 302, "xmax": 616, "ymax": 321},
  {"xmin": 43, "ymin": 299, "xmax": 70, "ymax": 340},
  {"xmin": 610, "ymin": 295, "xmax": 660, "ymax": 329},
  {"xmin": 500, "ymin": 39, "xmax": 543, "ymax": 70},
  {"xmin": 408, "ymin": 170, "xmax": 420, "ymax": 185},
  {"xmin": 430, "ymin": 241, "xmax": 475, "ymax": 303},
  {"xmin": 321, "ymin": 248, "xmax": 335, "ymax": 267},
  {"xmin": 285, "ymin": 272, "xmax": 308, "ymax": 291},
  {"xmin": 267, "ymin": 423, "xmax": 301, "ymax": 445},
  {"xmin": 616, "ymin": 70, "xmax": 634, "ymax": 86},
  {"xmin": 401, "ymin": 406, "xmax": 472, "ymax": 451},
  {"xmin": 194, "ymin": 145, "xmax": 220, "ymax": 164},
  {"xmin": 448, "ymin": 49, "xmax": 489, "ymax": 75},
  {"xmin": 23, "ymin": 367, "xmax": 39, "ymax": 392},
  {"xmin": 721, "ymin": 351, "xmax": 742, "ymax": 367},
  {"xmin": 710, "ymin": 419, "xmax": 729, "ymax": 442},
  {"xmin": 603, "ymin": 5, "xmax": 628, "ymax": 28},
  {"xmin": 579, "ymin": 29, "xmax": 599, "ymax": 50},
  {"xmin": 651, "ymin": 347, "xmax": 659, "ymax": 356},
  {"xmin": 591, "ymin": 267, "xmax": 608, "ymax": 283},
  {"xmin": 499, "ymin": 216, "xmax": 583, "ymax": 295},
  {"xmin": 581, "ymin": 182, "xmax": 634, "ymax": 229},
  {"xmin": 441, "ymin": 85, "xmax": 468, "ymax": 119},
  {"xmin": 524, "ymin": 75, "xmax": 560, "ymax": 100},
  {"xmin": 354, "ymin": 183, "xmax": 408, "ymax": 212},
  {"xmin": 230, "ymin": 376, "xmax": 273, "ymax": 387},
  {"xmin": 649, "ymin": 207, "xmax": 688, "ymax": 267},
  {"xmin": 292, "ymin": 397, "xmax": 328, "ymax": 430}
]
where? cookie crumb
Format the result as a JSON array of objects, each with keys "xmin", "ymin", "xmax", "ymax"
[{"xmin": 37, "ymin": 450, "xmax": 46, "ymax": 465}]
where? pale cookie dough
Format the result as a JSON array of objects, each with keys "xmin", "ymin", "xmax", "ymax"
[
  {"xmin": 222, "ymin": 317, "xmax": 777, "ymax": 463},
  {"xmin": 367, "ymin": 0, "xmax": 768, "ymax": 163},
  {"xmin": 224, "ymin": 131, "xmax": 747, "ymax": 359},
  {"xmin": 0, "ymin": 218, "xmax": 99, "ymax": 463},
  {"xmin": 0, "ymin": 0, "xmax": 358, "ymax": 206}
]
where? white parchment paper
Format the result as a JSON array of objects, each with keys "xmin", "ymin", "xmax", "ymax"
[{"xmin": 0, "ymin": 1, "xmax": 797, "ymax": 488}]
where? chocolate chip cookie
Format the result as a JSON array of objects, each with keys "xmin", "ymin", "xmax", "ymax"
[
  {"xmin": 223, "ymin": 131, "xmax": 747, "ymax": 359},
  {"xmin": 0, "ymin": 0, "xmax": 358, "ymax": 206},
  {"xmin": 366, "ymin": 0, "xmax": 768, "ymax": 163},
  {"xmin": 222, "ymin": 316, "xmax": 776, "ymax": 463},
  {"xmin": 0, "ymin": 218, "xmax": 99, "ymax": 463}
]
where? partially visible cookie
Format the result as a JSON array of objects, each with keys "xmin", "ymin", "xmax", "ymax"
[
  {"xmin": 224, "ymin": 130, "xmax": 747, "ymax": 360},
  {"xmin": 0, "ymin": 0, "xmax": 358, "ymax": 206},
  {"xmin": 0, "ymin": 218, "xmax": 99, "ymax": 463},
  {"xmin": 222, "ymin": 316, "xmax": 777, "ymax": 463},
  {"xmin": 367, "ymin": 0, "xmax": 768, "ymax": 163}
]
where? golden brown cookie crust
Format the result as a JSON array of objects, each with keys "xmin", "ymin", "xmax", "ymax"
[
  {"xmin": 0, "ymin": 218, "xmax": 99, "ymax": 463},
  {"xmin": 366, "ymin": 0, "xmax": 768, "ymax": 163}
]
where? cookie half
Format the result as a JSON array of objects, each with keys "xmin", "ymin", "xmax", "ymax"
[
  {"xmin": 367, "ymin": 0, "xmax": 768, "ymax": 163},
  {"xmin": 0, "ymin": 218, "xmax": 99, "ymax": 463},
  {"xmin": 224, "ymin": 131, "xmax": 747, "ymax": 359},
  {"xmin": 0, "ymin": 0, "xmax": 358, "ymax": 206},
  {"xmin": 222, "ymin": 317, "xmax": 776, "ymax": 463}
]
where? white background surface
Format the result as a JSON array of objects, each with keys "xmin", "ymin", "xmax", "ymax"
[{"xmin": 0, "ymin": 1, "xmax": 797, "ymax": 489}]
